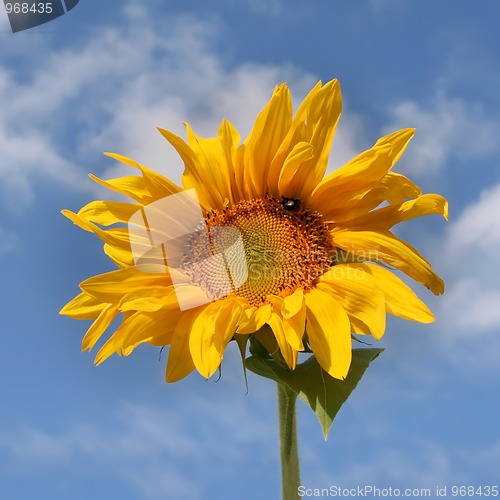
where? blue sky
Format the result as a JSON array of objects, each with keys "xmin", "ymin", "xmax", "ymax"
[{"xmin": 1, "ymin": 1, "xmax": 499, "ymax": 498}]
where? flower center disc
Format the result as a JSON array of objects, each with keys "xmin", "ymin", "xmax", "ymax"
[{"xmin": 184, "ymin": 197, "xmax": 335, "ymax": 306}]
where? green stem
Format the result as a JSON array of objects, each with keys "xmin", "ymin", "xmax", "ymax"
[{"xmin": 278, "ymin": 383, "xmax": 301, "ymax": 500}]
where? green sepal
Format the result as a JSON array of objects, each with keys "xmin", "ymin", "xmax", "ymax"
[
  {"xmin": 234, "ymin": 334, "xmax": 250, "ymax": 393},
  {"xmin": 246, "ymin": 348, "xmax": 383, "ymax": 439},
  {"xmin": 248, "ymin": 330, "xmax": 272, "ymax": 358}
]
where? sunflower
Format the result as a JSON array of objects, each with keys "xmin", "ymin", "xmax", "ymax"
[{"xmin": 60, "ymin": 79, "xmax": 447, "ymax": 383}]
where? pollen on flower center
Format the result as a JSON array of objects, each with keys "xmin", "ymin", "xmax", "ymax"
[{"xmin": 182, "ymin": 196, "xmax": 336, "ymax": 306}]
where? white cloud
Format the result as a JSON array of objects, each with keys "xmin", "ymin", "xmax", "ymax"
[
  {"xmin": 445, "ymin": 183, "xmax": 500, "ymax": 256},
  {"xmin": 0, "ymin": 4, "xmax": 319, "ymax": 207},
  {"xmin": 438, "ymin": 182, "xmax": 500, "ymax": 336},
  {"xmin": 0, "ymin": 128, "xmax": 83, "ymax": 206},
  {"xmin": 0, "ymin": 411, "xmax": 199, "ymax": 498},
  {"xmin": 0, "ymin": 387, "xmax": 276, "ymax": 499},
  {"xmin": 384, "ymin": 91, "xmax": 499, "ymax": 178},
  {"xmin": 424, "ymin": 182, "xmax": 500, "ymax": 373},
  {"xmin": 339, "ymin": 441, "xmax": 452, "ymax": 487},
  {"xmin": 302, "ymin": 431, "xmax": 500, "ymax": 489},
  {"xmin": 1, "ymin": 2, "xmax": 373, "ymax": 208}
]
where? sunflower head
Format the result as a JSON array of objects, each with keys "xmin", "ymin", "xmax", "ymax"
[
  {"xmin": 61, "ymin": 79, "xmax": 447, "ymax": 383},
  {"xmin": 187, "ymin": 195, "xmax": 336, "ymax": 305}
]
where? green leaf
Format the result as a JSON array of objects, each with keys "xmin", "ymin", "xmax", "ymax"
[{"xmin": 246, "ymin": 348, "xmax": 383, "ymax": 439}]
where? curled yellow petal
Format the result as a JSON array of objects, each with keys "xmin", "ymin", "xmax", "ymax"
[
  {"xmin": 333, "ymin": 229, "xmax": 445, "ymax": 295},
  {"xmin": 305, "ymin": 288, "xmax": 351, "ymax": 380}
]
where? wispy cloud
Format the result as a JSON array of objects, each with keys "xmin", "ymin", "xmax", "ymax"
[
  {"xmin": 301, "ymin": 433, "xmax": 500, "ymax": 489},
  {"xmin": 1, "ymin": 3, "xmax": 378, "ymax": 209},
  {"xmin": 0, "ymin": 390, "xmax": 276, "ymax": 499},
  {"xmin": 383, "ymin": 91, "xmax": 499, "ymax": 178},
  {"xmin": 0, "ymin": 407, "xmax": 199, "ymax": 498},
  {"xmin": 0, "ymin": 4, "xmax": 319, "ymax": 208},
  {"xmin": 438, "ymin": 182, "xmax": 500, "ymax": 335}
]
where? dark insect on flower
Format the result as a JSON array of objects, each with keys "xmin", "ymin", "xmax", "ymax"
[{"xmin": 282, "ymin": 197, "xmax": 302, "ymax": 212}]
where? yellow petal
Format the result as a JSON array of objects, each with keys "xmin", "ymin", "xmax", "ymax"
[
  {"xmin": 157, "ymin": 126, "xmax": 219, "ymax": 210},
  {"xmin": 281, "ymin": 288, "xmax": 304, "ymax": 319},
  {"xmin": 283, "ymin": 306, "xmax": 306, "ymax": 351},
  {"xmin": 267, "ymin": 311, "xmax": 298, "ymax": 370},
  {"xmin": 311, "ymin": 129, "xmax": 415, "ymax": 215},
  {"xmin": 100, "ymin": 225, "xmax": 169, "ymax": 270},
  {"xmin": 93, "ymin": 316, "xmax": 131, "ymax": 365},
  {"xmin": 301, "ymin": 80, "xmax": 343, "ymax": 186},
  {"xmin": 322, "ymin": 172, "xmax": 423, "ymax": 224},
  {"xmin": 166, "ymin": 308, "xmax": 199, "ymax": 382},
  {"xmin": 217, "ymin": 119, "xmax": 241, "ymax": 202},
  {"xmin": 118, "ymin": 286, "xmax": 178, "ymax": 312},
  {"xmin": 233, "ymin": 143, "xmax": 252, "ymax": 200},
  {"xmin": 80, "ymin": 267, "xmax": 169, "ymax": 303},
  {"xmin": 62, "ymin": 210, "xmax": 140, "ymax": 260},
  {"xmin": 374, "ymin": 128, "xmax": 415, "ymax": 164},
  {"xmin": 345, "ymin": 193, "xmax": 449, "ymax": 230},
  {"xmin": 104, "ymin": 152, "xmax": 182, "ymax": 200},
  {"xmin": 305, "ymin": 288, "xmax": 352, "ymax": 380},
  {"xmin": 82, "ymin": 304, "xmax": 119, "ymax": 351},
  {"xmin": 120, "ymin": 310, "xmax": 179, "ymax": 350},
  {"xmin": 277, "ymin": 142, "xmax": 315, "ymax": 196},
  {"xmin": 400, "ymin": 193, "xmax": 448, "ymax": 222},
  {"xmin": 212, "ymin": 298, "xmax": 244, "ymax": 356},
  {"xmin": 103, "ymin": 242, "xmax": 134, "ymax": 268},
  {"xmin": 93, "ymin": 309, "xmax": 171, "ymax": 364},
  {"xmin": 77, "ymin": 200, "xmax": 142, "ymax": 226},
  {"xmin": 333, "ymin": 229, "xmax": 445, "ymax": 295},
  {"xmin": 381, "ymin": 172, "xmax": 422, "ymax": 204},
  {"xmin": 89, "ymin": 173, "xmax": 153, "ymax": 204},
  {"xmin": 60, "ymin": 292, "xmax": 107, "ymax": 319},
  {"xmin": 269, "ymin": 80, "xmax": 342, "ymax": 200},
  {"xmin": 362, "ymin": 264, "xmax": 435, "ymax": 323},
  {"xmin": 236, "ymin": 303, "xmax": 271, "ymax": 334},
  {"xmin": 318, "ymin": 264, "xmax": 386, "ymax": 340},
  {"xmin": 189, "ymin": 299, "xmax": 241, "ymax": 379},
  {"xmin": 267, "ymin": 295, "xmax": 305, "ymax": 351},
  {"xmin": 188, "ymin": 304, "xmax": 219, "ymax": 378},
  {"xmin": 185, "ymin": 123, "xmax": 234, "ymax": 207},
  {"xmin": 93, "ymin": 335, "xmax": 124, "ymax": 365},
  {"xmin": 311, "ymin": 144, "xmax": 392, "ymax": 209},
  {"xmin": 350, "ymin": 316, "xmax": 373, "ymax": 336},
  {"xmin": 244, "ymin": 83, "xmax": 292, "ymax": 197}
]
